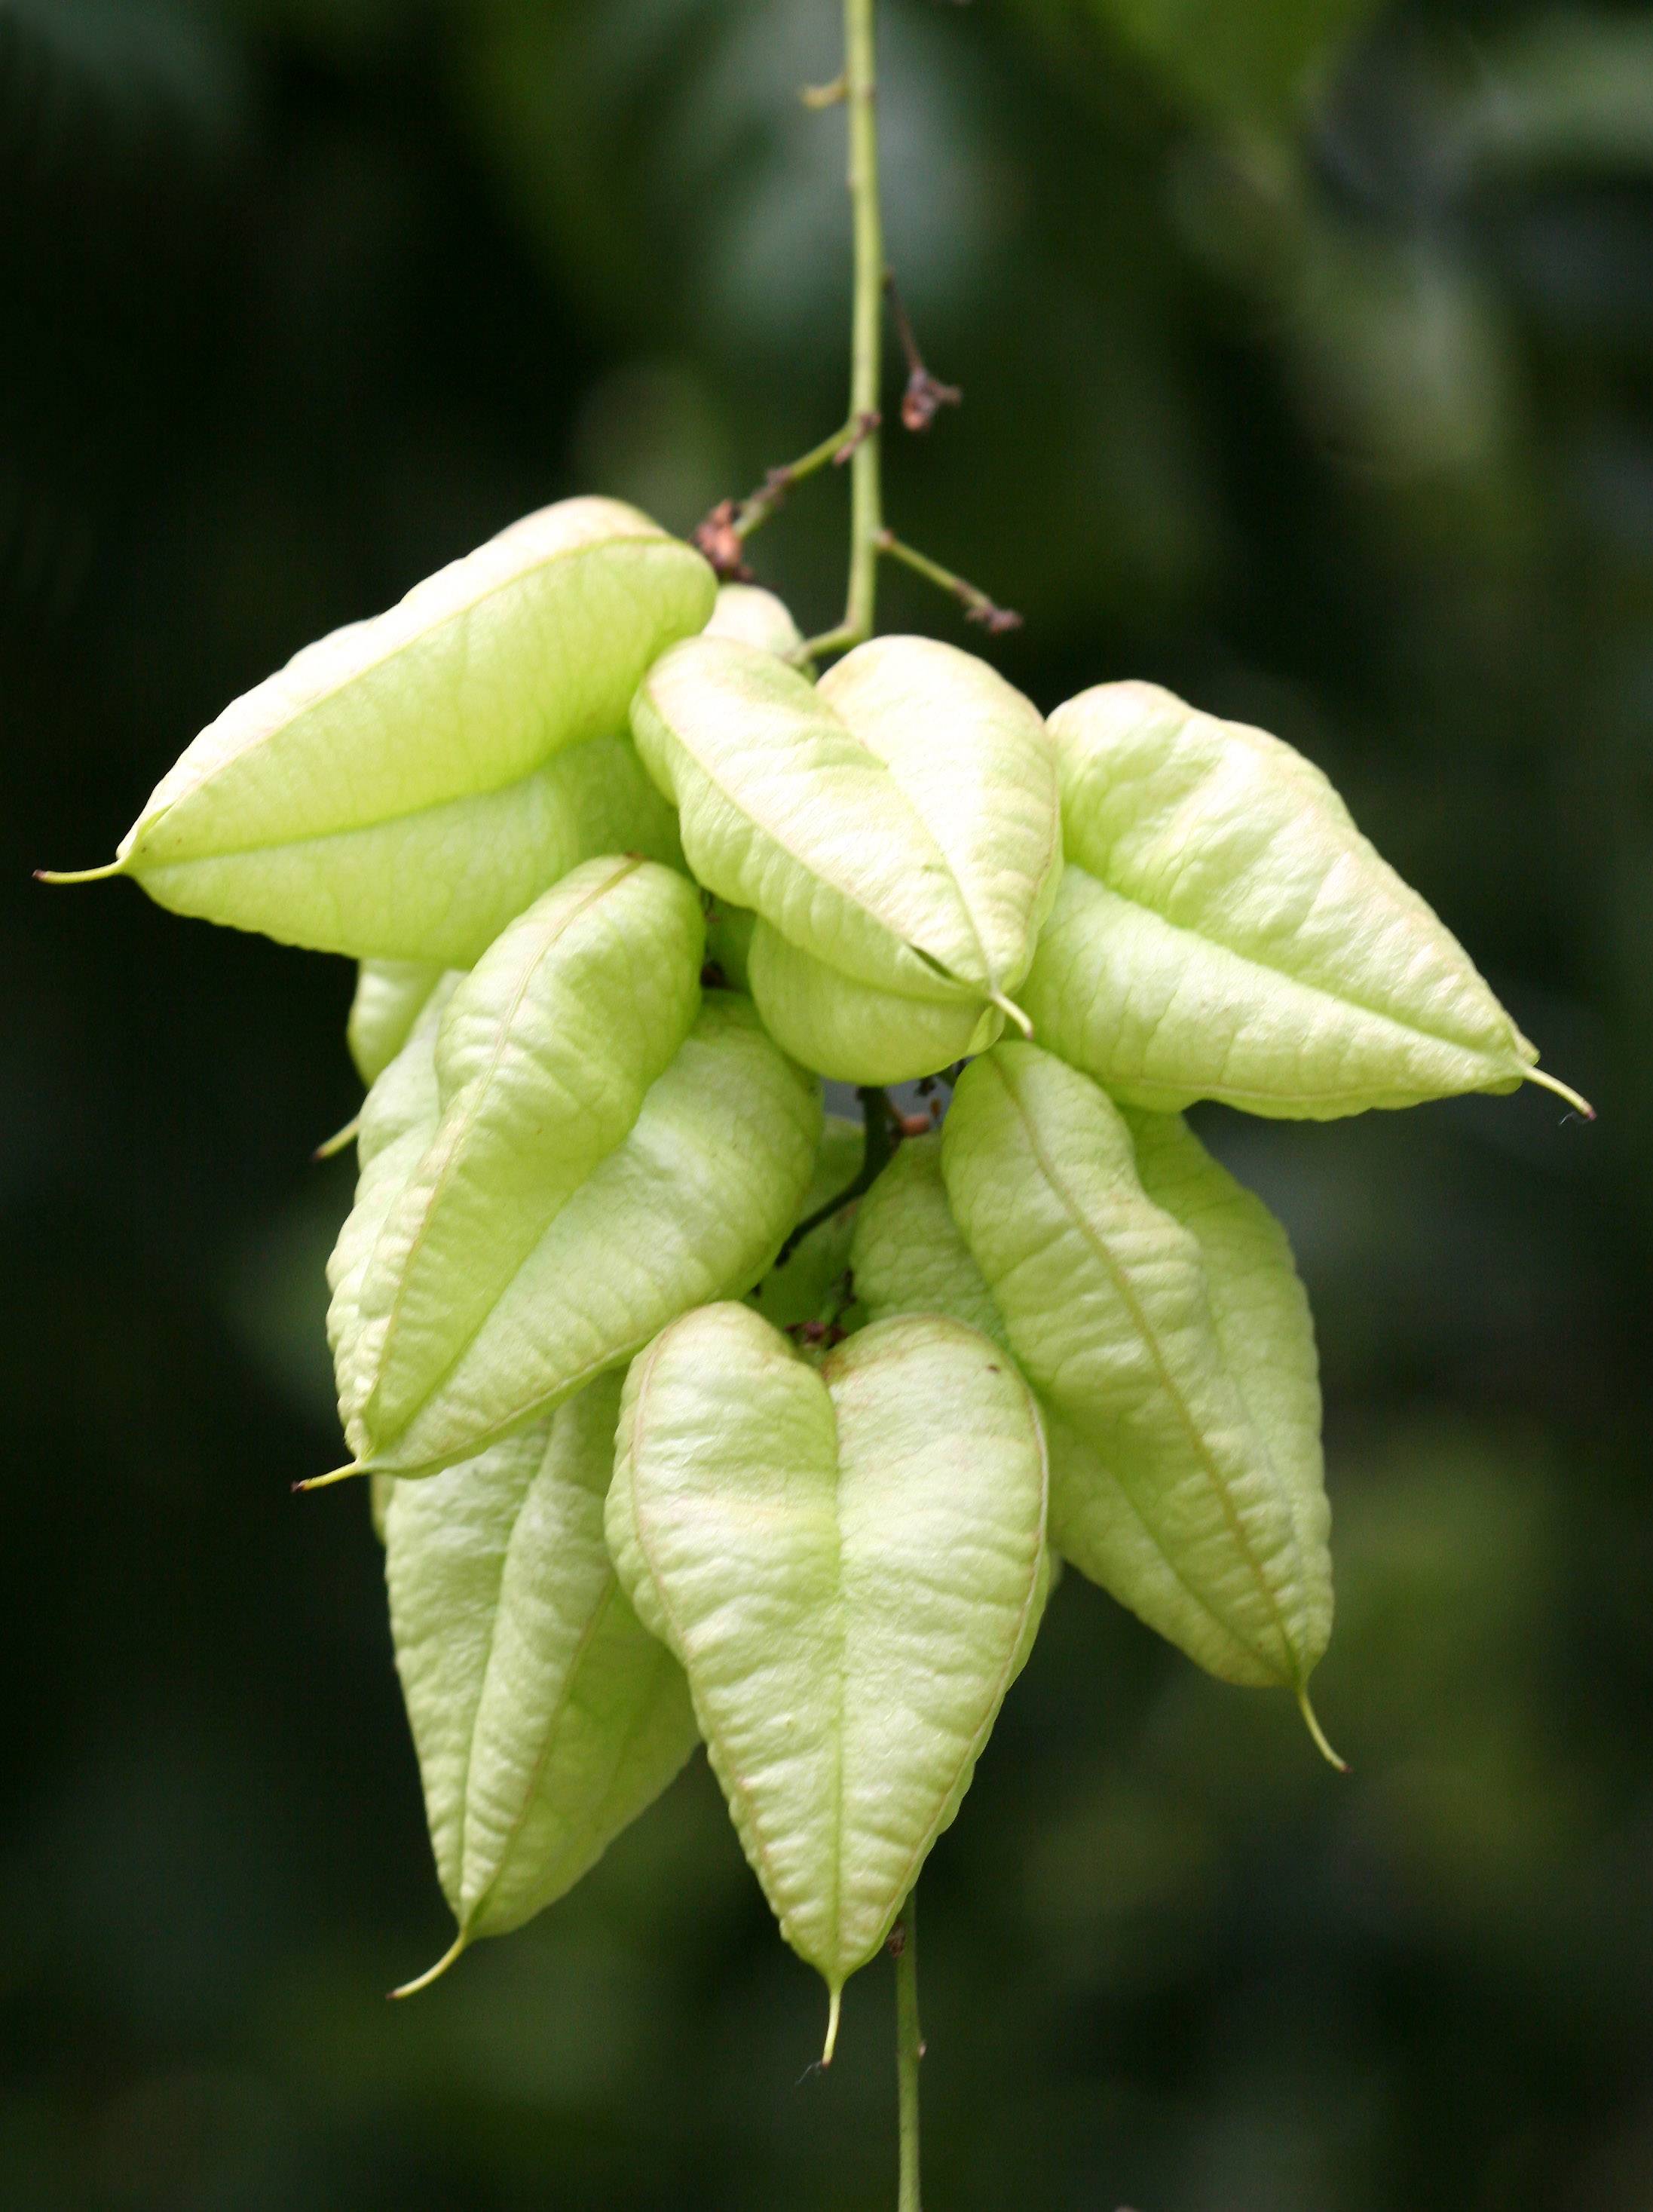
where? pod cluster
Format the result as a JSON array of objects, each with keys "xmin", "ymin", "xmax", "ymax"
[{"xmin": 65, "ymin": 497, "xmax": 1586, "ymax": 2036}]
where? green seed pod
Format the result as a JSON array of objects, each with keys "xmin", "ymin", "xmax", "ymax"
[
  {"xmin": 347, "ymin": 962, "xmax": 452, "ymax": 1087},
  {"xmin": 745, "ymin": 923, "xmax": 1003, "ymax": 1084},
  {"xmin": 544, "ymin": 730, "xmax": 687, "ymax": 874},
  {"xmin": 704, "ymin": 582, "xmax": 806, "ymax": 659},
  {"xmin": 62, "ymin": 499, "xmax": 714, "ymax": 964},
  {"xmin": 350, "ymin": 855, "xmax": 707, "ymax": 1461},
  {"xmin": 385, "ymin": 1374, "xmax": 699, "ymax": 1993},
  {"xmin": 631, "ymin": 633, "xmax": 1059, "ymax": 1080},
  {"xmin": 334, "ymin": 992, "xmax": 822, "ymax": 1477},
  {"xmin": 849, "ymin": 1131, "xmax": 1007, "ymax": 1347},
  {"xmin": 326, "ymin": 978, "xmax": 460, "ymax": 1426},
  {"xmin": 938, "ymin": 1046, "xmax": 1335, "ymax": 1714},
  {"xmin": 1021, "ymin": 681, "xmax": 1588, "ymax": 1118},
  {"xmin": 605, "ymin": 1302, "xmax": 1048, "ymax": 2051}
]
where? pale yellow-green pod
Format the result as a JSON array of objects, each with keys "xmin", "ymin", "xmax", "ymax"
[
  {"xmin": 631, "ymin": 634, "xmax": 1059, "ymax": 1051},
  {"xmin": 384, "ymin": 1374, "xmax": 699, "ymax": 1993},
  {"xmin": 704, "ymin": 582, "xmax": 806, "ymax": 659},
  {"xmin": 334, "ymin": 992, "xmax": 822, "ymax": 1478},
  {"xmin": 746, "ymin": 921, "xmax": 1003, "ymax": 1084},
  {"xmin": 347, "ymin": 962, "xmax": 453, "ymax": 1088},
  {"xmin": 605, "ymin": 1302, "xmax": 1048, "ymax": 2051},
  {"xmin": 62, "ymin": 499, "xmax": 715, "ymax": 964},
  {"xmin": 350, "ymin": 856, "xmax": 706, "ymax": 1463},
  {"xmin": 932, "ymin": 1049, "xmax": 1336, "ymax": 1721},
  {"xmin": 542, "ymin": 729, "xmax": 687, "ymax": 874},
  {"xmin": 1021, "ymin": 681, "xmax": 1589, "ymax": 1120}
]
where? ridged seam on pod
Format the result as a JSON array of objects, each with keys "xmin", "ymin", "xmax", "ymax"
[
  {"xmin": 353, "ymin": 856, "xmax": 707, "ymax": 1457},
  {"xmin": 385, "ymin": 1374, "xmax": 699, "ymax": 1996},
  {"xmin": 939, "ymin": 1045, "xmax": 1336, "ymax": 1725},
  {"xmin": 333, "ymin": 993, "xmax": 823, "ymax": 1478},
  {"xmin": 605, "ymin": 1302, "xmax": 1048, "ymax": 2057},
  {"xmin": 629, "ymin": 635, "xmax": 1059, "ymax": 1025},
  {"xmin": 50, "ymin": 499, "xmax": 715, "ymax": 964},
  {"xmin": 1020, "ymin": 681, "xmax": 1590, "ymax": 1120}
]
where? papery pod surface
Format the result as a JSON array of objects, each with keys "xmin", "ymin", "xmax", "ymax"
[
  {"xmin": 335, "ymin": 992, "xmax": 822, "ymax": 1476},
  {"xmin": 605, "ymin": 1302, "xmax": 1048, "ymax": 2032},
  {"xmin": 353, "ymin": 856, "xmax": 706, "ymax": 1455},
  {"xmin": 631, "ymin": 634, "xmax": 1058, "ymax": 1079},
  {"xmin": 941, "ymin": 1044, "xmax": 1333, "ymax": 1696},
  {"xmin": 746, "ymin": 924, "xmax": 1003, "ymax": 1085},
  {"xmin": 386, "ymin": 1373, "xmax": 698, "ymax": 1969},
  {"xmin": 90, "ymin": 500, "xmax": 714, "ymax": 963},
  {"xmin": 704, "ymin": 582, "xmax": 806, "ymax": 659},
  {"xmin": 326, "ymin": 979, "xmax": 458, "ymax": 1422},
  {"xmin": 543, "ymin": 731, "xmax": 687, "ymax": 875},
  {"xmin": 1021, "ymin": 681, "xmax": 1581, "ymax": 1119}
]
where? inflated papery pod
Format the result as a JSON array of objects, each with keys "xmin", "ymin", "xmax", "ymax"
[
  {"xmin": 1020, "ymin": 681, "xmax": 1589, "ymax": 1119},
  {"xmin": 340, "ymin": 713, "xmax": 687, "ymax": 1092},
  {"xmin": 935, "ymin": 1047, "xmax": 1336, "ymax": 1732},
  {"xmin": 703, "ymin": 581, "xmax": 807, "ymax": 659},
  {"xmin": 632, "ymin": 634, "xmax": 1060, "ymax": 1083},
  {"xmin": 385, "ymin": 1373, "xmax": 699, "ymax": 1992},
  {"xmin": 347, "ymin": 961, "xmax": 454, "ymax": 1088},
  {"xmin": 58, "ymin": 499, "xmax": 715, "ymax": 964},
  {"xmin": 331, "ymin": 904, "xmax": 822, "ymax": 1476},
  {"xmin": 605, "ymin": 1303, "xmax": 1048, "ymax": 2054}
]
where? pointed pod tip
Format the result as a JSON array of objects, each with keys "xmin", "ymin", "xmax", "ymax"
[
  {"xmin": 1524, "ymin": 1066, "xmax": 1596, "ymax": 1121},
  {"xmin": 311, "ymin": 1114, "xmax": 362, "ymax": 1163},
  {"xmin": 388, "ymin": 1930, "xmax": 467, "ymax": 2001},
  {"xmin": 35, "ymin": 860, "xmax": 124, "ymax": 886},
  {"xmin": 294, "ymin": 1463, "xmax": 366, "ymax": 1494},
  {"xmin": 989, "ymin": 991, "xmax": 1035, "ymax": 1042},
  {"xmin": 1296, "ymin": 1685, "xmax": 1349, "ymax": 1774},
  {"xmin": 821, "ymin": 1984, "xmax": 843, "ymax": 2068}
]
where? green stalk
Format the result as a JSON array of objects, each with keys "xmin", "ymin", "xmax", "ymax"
[
  {"xmin": 895, "ymin": 1890, "xmax": 924, "ymax": 2212},
  {"xmin": 803, "ymin": 0, "xmax": 886, "ymax": 660}
]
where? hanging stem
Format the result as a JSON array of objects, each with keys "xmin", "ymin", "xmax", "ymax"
[
  {"xmin": 893, "ymin": 1891, "xmax": 924, "ymax": 2212},
  {"xmin": 771, "ymin": 1086, "xmax": 895, "ymax": 1269},
  {"xmin": 801, "ymin": 0, "xmax": 886, "ymax": 662}
]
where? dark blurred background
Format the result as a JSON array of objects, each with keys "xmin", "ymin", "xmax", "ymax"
[{"xmin": 5, "ymin": 1, "xmax": 1650, "ymax": 2205}]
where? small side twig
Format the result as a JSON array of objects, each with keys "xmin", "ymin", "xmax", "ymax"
[
  {"xmin": 876, "ymin": 530, "xmax": 1021, "ymax": 634},
  {"xmin": 693, "ymin": 412, "xmax": 881, "ymax": 580},
  {"xmin": 886, "ymin": 273, "xmax": 961, "ymax": 433}
]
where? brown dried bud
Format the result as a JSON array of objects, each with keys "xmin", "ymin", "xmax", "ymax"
[
  {"xmin": 901, "ymin": 367, "xmax": 962, "ymax": 434},
  {"xmin": 693, "ymin": 500, "xmax": 755, "ymax": 582}
]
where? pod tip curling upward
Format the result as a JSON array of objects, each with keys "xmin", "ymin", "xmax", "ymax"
[
  {"xmin": 1524, "ymin": 1065, "xmax": 1595, "ymax": 1121},
  {"xmin": 389, "ymin": 1931, "xmax": 467, "ymax": 2001},
  {"xmin": 294, "ymin": 1464, "xmax": 366, "ymax": 1494}
]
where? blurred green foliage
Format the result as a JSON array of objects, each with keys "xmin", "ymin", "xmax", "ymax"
[{"xmin": 4, "ymin": 1, "xmax": 1651, "ymax": 2207}]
